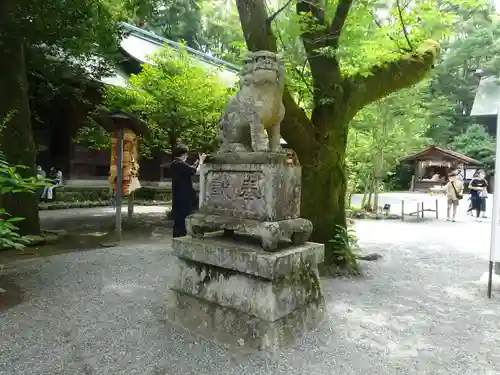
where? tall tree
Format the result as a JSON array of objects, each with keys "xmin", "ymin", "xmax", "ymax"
[
  {"xmin": 0, "ymin": 0, "xmax": 120, "ymax": 234},
  {"xmin": 198, "ymin": 0, "xmax": 247, "ymax": 64},
  {"xmin": 426, "ymin": 4, "xmax": 500, "ymax": 144},
  {"xmin": 451, "ymin": 124, "xmax": 496, "ymax": 175},
  {"xmin": 234, "ymin": 0, "xmax": 446, "ymax": 263},
  {"xmin": 107, "ymin": 0, "xmax": 205, "ymax": 48},
  {"xmin": 76, "ymin": 49, "xmax": 231, "ymax": 156}
]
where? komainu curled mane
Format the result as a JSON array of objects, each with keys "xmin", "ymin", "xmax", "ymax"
[{"xmin": 217, "ymin": 51, "xmax": 285, "ymax": 154}]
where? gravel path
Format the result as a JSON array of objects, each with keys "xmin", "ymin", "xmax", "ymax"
[{"xmin": 1, "ymin": 219, "xmax": 499, "ymax": 375}]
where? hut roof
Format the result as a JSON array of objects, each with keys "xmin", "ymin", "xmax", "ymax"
[{"xmin": 399, "ymin": 145, "xmax": 481, "ymax": 166}]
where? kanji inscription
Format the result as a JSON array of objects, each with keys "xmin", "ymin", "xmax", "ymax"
[
  {"xmin": 205, "ymin": 171, "xmax": 265, "ymax": 218},
  {"xmin": 237, "ymin": 173, "xmax": 262, "ymax": 200}
]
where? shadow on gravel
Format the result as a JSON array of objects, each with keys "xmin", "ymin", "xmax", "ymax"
[
  {"xmin": 1, "ymin": 211, "xmax": 174, "ymax": 265},
  {"xmin": 0, "ymin": 276, "xmax": 24, "ymax": 312}
]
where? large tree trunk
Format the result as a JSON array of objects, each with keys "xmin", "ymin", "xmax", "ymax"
[
  {"xmin": 0, "ymin": 10, "xmax": 41, "ymax": 235},
  {"xmin": 299, "ymin": 120, "xmax": 348, "ymax": 264}
]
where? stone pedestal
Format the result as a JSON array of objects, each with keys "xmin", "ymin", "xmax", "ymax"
[
  {"xmin": 169, "ymin": 233, "xmax": 325, "ymax": 351},
  {"xmin": 186, "ymin": 152, "xmax": 313, "ymax": 251}
]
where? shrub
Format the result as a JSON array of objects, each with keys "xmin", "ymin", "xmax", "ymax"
[{"xmin": 0, "ymin": 150, "xmax": 46, "ymax": 250}]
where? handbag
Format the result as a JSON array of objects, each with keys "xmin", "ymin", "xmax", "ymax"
[{"xmin": 451, "ymin": 182, "xmax": 463, "ymax": 200}]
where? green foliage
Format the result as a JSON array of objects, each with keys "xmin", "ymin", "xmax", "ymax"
[
  {"xmin": 3, "ymin": 0, "xmax": 120, "ymax": 53},
  {"xmin": 3, "ymin": 0, "xmax": 121, "ymax": 77},
  {"xmin": 198, "ymin": 0, "xmax": 247, "ymax": 64},
  {"xmin": 451, "ymin": 124, "xmax": 496, "ymax": 174},
  {"xmin": 347, "ymin": 84, "xmax": 431, "ymax": 193},
  {"xmin": 271, "ymin": 0, "xmax": 461, "ymax": 82},
  {"xmin": 105, "ymin": 0, "xmax": 204, "ymax": 48},
  {"xmin": 344, "ymin": 0, "xmax": 500, "ymax": 194},
  {"xmin": 324, "ymin": 224, "xmax": 360, "ymax": 275},
  {"xmin": 0, "ymin": 150, "xmax": 47, "ymax": 250},
  {"xmin": 425, "ymin": 5, "xmax": 500, "ymax": 144},
  {"xmin": 76, "ymin": 49, "xmax": 233, "ymax": 156},
  {"xmin": 0, "ymin": 208, "xmax": 30, "ymax": 250}
]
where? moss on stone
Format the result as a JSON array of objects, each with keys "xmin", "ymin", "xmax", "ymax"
[
  {"xmin": 274, "ymin": 261, "xmax": 322, "ymax": 304},
  {"xmin": 183, "ymin": 259, "xmax": 238, "ymax": 293}
]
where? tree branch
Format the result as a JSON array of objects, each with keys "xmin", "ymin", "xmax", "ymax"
[
  {"xmin": 236, "ymin": 0, "xmax": 278, "ymax": 51},
  {"xmin": 349, "ymin": 40, "xmax": 440, "ymax": 111},
  {"xmin": 296, "ymin": 0, "xmax": 326, "ymax": 54},
  {"xmin": 396, "ymin": 0, "xmax": 413, "ymax": 51},
  {"xmin": 272, "ymin": 19, "xmax": 314, "ymax": 97},
  {"xmin": 296, "ymin": 0, "xmax": 342, "ymax": 91},
  {"xmin": 369, "ymin": 11, "xmax": 411, "ymax": 53},
  {"xmin": 328, "ymin": 0, "xmax": 354, "ymax": 49},
  {"xmin": 266, "ymin": 0, "xmax": 293, "ymax": 26},
  {"xmin": 293, "ymin": 59, "xmax": 313, "ymax": 96}
]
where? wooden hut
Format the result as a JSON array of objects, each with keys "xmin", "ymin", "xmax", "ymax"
[{"xmin": 400, "ymin": 145, "xmax": 482, "ymax": 192}]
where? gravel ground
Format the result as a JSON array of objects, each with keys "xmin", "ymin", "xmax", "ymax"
[{"xmin": 1, "ymin": 218, "xmax": 499, "ymax": 375}]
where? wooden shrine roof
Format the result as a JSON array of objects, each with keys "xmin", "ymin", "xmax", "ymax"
[{"xmin": 399, "ymin": 145, "xmax": 481, "ymax": 166}]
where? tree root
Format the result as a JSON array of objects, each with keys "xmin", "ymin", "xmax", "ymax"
[{"xmin": 355, "ymin": 253, "xmax": 382, "ymax": 261}]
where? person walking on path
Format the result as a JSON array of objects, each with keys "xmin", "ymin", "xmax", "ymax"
[
  {"xmin": 445, "ymin": 172, "xmax": 464, "ymax": 222},
  {"xmin": 170, "ymin": 145, "xmax": 206, "ymax": 238},
  {"xmin": 469, "ymin": 171, "xmax": 488, "ymax": 221}
]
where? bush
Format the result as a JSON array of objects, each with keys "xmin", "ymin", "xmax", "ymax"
[
  {"xmin": 0, "ymin": 209, "xmax": 30, "ymax": 250},
  {"xmin": 50, "ymin": 186, "xmax": 172, "ymax": 203},
  {"xmin": 0, "ymin": 150, "xmax": 47, "ymax": 250}
]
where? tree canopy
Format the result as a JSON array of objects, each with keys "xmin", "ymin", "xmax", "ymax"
[
  {"xmin": 451, "ymin": 124, "xmax": 496, "ymax": 174},
  {"xmin": 76, "ymin": 49, "xmax": 233, "ymax": 157}
]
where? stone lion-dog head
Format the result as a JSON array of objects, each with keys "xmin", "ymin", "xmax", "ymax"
[{"xmin": 239, "ymin": 51, "xmax": 285, "ymax": 91}]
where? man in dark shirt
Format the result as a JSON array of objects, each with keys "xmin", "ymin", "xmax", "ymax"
[
  {"xmin": 170, "ymin": 145, "xmax": 206, "ymax": 237},
  {"xmin": 468, "ymin": 171, "xmax": 488, "ymax": 221}
]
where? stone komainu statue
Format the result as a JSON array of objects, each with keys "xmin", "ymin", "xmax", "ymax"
[{"xmin": 217, "ymin": 51, "xmax": 285, "ymax": 154}]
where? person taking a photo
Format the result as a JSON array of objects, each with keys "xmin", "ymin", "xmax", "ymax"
[{"xmin": 170, "ymin": 145, "xmax": 206, "ymax": 238}]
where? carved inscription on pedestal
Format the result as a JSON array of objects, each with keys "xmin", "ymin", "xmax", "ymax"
[
  {"xmin": 205, "ymin": 171, "xmax": 265, "ymax": 219},
  {"xmin": 237, "ymin": 173, "xmax": 262, "ymax": 200}
]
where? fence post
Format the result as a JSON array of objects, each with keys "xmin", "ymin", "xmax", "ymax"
[
  {"xmin": 401, "ymin": 200, "xmax": 404, "ymax": 221},
  {"xmin": 435, "ymin": 199, "xmax": 438, "ymax": 219}
]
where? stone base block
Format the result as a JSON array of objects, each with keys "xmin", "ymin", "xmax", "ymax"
[
  {"xmin": 172, "ymin": 235, "xmax": 324, "ymax": 321},
  {"xmin": 168, "ymin": 292, "xmax": 325, "ymax": 352},
  {"xmin": 172, "ymin": 257, "xmax": 322, "ymax": 321},
  {"xmin": 185, "ymin": 213, "xmax": 313, "ymax": 251},
  {"xmin": 170, "ymin": 235, "xmax": 326, "ymax": 351}
]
